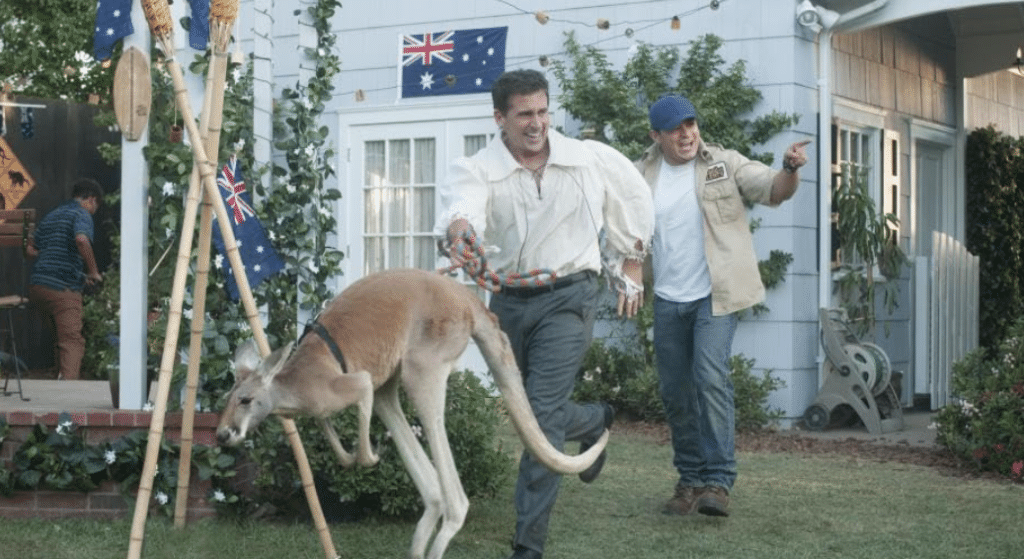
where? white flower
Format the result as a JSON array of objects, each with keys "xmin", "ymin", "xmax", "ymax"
[
  {"xmin": 162, "ymin": 181, "xmax": 175, "ymax": 196},
  {"xmin": 411, "ymin": 425, "xmax": 423, "ymax": 439},
  {"xmin": 961, "ymin": 400, "xmax": 978, "ymax": 417},
  {"xmin": 155, "ymin": 492, "xmax": 168, "ymax": 505},
  {"xmin": 304, "ymin": 145, "xmax": 316, "ymax": 158},
  {"xmin": 286, "ymin": 184, "xmax": 296, "ymax": 194},
  {"xmin": 213, "ymin": 490, "xmax": 226, "ymax": 502},
  {"xmin": 143, "ymin": 401, "xmax": 154, "ymax": 411},
  {"xmin": 105, "ymin": 450, "xmax": 117, "ymax": 464},
  {"xmin": 214, "ymin": 253, "xmax": 224, "ymax": 269},
  {"xmin": 56, "ymin": 420, "xmax": 73, "ymax": 435}
]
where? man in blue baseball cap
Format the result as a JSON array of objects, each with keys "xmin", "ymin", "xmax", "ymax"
[{"xmin": 636, "ymin": 94, "xmax": 810, "ymax": 518}]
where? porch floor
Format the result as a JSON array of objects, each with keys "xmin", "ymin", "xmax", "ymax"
[{"xmin": 1, "ymin": 379, "xmax": 115, "ymax": 413}]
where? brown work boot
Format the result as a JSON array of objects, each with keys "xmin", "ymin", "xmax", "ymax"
[
  {"xmin": 697, "ymin": 486, "xmax": 730, "ymax": 517},
  {"xmin": 662, "ymin": 484, "xmax": 702, "ymax": 516}
]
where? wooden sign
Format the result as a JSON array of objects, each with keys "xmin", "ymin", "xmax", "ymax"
[
  {"xmin": 0, "ymin": 136, "xmax": 35, "ymax": 210},
  {"xmin": 113, "ymin": 46, "xmax": 152, "ymax": 141}
]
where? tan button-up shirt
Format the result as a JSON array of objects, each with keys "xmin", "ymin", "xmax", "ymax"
[
  {"xmin": 437, "ymin": 129, "xmax": 653, "ymax": 282},
  {"xmin": 636, "ymin": 142, "xmax": 777, "ymax": 315}
]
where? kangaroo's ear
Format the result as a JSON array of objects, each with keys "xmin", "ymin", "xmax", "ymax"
[
  {"xmin": 258, "ymin": 341, "xmax": 294, "ymax": 382},
  {"xmin": 233, "ymin": 339, "xmax": 262, "ymax": 380}
]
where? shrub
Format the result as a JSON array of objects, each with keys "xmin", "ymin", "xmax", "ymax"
[
  {"xmin": 0, "ymin": 412, "xmax": 241, "ymax": 516},
  {"xmin": 240, "ymin": 370, "xmax": 512, "ymax": 520},
  {"xmin": 575, "ymin": 342, "xmax": 784, "ymax": 431},
  {"xmin": 936, "ymin": 316, "xmax": 1024, "ymax": 481}
]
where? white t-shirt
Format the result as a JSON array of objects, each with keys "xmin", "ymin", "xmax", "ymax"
[{"xmin": 652, "ymin": 158, "xmax": 712, "ymax": 302}]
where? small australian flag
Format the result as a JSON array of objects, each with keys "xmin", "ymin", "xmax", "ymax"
[
  {"xmin": 93, "ymin": 0, "xmax": 135, "ymax": 61},
  {"xmin": 211, "ymin": 156, "xmax": 285, "ymax": 301},
  {"xmin": 400, "ymin": 27, "xmax": 507, "ymax": 99}
]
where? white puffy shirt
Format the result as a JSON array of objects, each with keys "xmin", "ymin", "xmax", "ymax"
[{"xmin": 436, "ymin": 129, "xmax": 653, "ymax": 280}]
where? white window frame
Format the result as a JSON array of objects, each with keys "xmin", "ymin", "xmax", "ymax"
[
  {"xmin": 831, "ymin": 101, "xmax": 886, "ymax": 269},
  {"xmin": 337, "ymin": 99, "xmax": 497, "ymax": 288}
]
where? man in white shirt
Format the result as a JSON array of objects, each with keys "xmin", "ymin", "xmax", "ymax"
[
  {"xmin": 438, "ymin": 69, "xmax": 653, "ymax": 559},
  {"xmin": 636, "ymin": 95, "xmax": 809, "ymax": 518}
]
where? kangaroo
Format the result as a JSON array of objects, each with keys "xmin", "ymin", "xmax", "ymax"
[{"xmin": 216, "ymin": 267, "xmax": 609, "ymax": 559}]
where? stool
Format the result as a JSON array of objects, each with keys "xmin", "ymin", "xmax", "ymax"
[{"xmin": 0, "ymin": 294, "xmax": 29, "ymax": 401}]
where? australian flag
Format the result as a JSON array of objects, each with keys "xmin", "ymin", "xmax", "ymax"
[
  {"xmin": 211, "ymin": 156, "xmax": 285, "ymax": 301},
  {"xmin": 400, "ymin": 27, "xmax": 507, "ymax": 99},
  {"xmin": 188, "ymin": 0, "xmax": 210, "ymax": 51},
  {"xmin": 93, "ymin": 0, "xmax": 135, "ymax": 61}
]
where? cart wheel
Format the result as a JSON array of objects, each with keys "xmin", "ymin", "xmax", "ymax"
[{"xmin": 803, "ymin": 404, "xmax": 830, "ymax": 431}]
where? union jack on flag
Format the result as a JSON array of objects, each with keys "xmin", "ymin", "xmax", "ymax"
[
  {"xmin": 399, "ymin": 27, "xmax": 507, "ymax": 99},
  {"xmin": 402, "ymin": 31, "xmax": 455, "ymax": 66},
  {"xmin": 218, "ymin": 157, "xmax": 255, "ymax": 224},
  {"xmin": 211, "ymin": 156, "xmax": 285, "ymax": 301}
]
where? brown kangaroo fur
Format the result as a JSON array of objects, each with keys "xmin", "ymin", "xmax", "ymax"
[{"xmin": 216, "ymin": 268, "xmax": 608, "ymax": 559}]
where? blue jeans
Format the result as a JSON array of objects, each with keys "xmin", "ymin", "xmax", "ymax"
[{"xmin": 653, "ymin": 294, "xmax": 738, "ymax": 490}]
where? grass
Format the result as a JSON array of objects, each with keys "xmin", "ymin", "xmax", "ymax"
[{"xmin": 2, "ymin": 424, "xmax": 1023, "ymax": 559}]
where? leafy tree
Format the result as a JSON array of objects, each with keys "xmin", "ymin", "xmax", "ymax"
[
  {"xmin": 551, "ymin": 32, "xmax": 797, "ymax": 163},
  {"xmin": 0, "ymin": 0, "xmax": 112, "ymax": 101}
]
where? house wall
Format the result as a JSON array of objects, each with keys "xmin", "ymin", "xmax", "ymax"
[
  {"xmin": 291, "ymin": 0, "xmax": 824, "ymax": 422},
  {"xmin": 966, "ymin": 70, "xmax": 1024, "ymax": 136},
  {"xmin": 827, "ymin": 23, "xmax": 958, "ymax": 399}
]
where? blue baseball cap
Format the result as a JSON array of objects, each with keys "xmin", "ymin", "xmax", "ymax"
[{"xmin": 649, "ymin": 95, "xmax": 698, "ymax": 131}]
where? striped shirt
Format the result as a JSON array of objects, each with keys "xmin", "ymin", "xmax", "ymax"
[{"xmin": 29, "ymin": 200, "xmax": 94, "ymax": 291}]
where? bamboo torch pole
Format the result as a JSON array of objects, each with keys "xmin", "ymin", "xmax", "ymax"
[
  {"xmin": 127, "ymin": 2, "xmax": 212, "ymax": 557},
  {"xmin": 171, "ymin": 9, "xmax": 230, "ymax": 528},
  {"xmin": 130, "ymin": 2, "xmax": 338, "ymax": 558}
]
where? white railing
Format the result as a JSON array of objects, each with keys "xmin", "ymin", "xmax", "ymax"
[{"xmin": 913, "ymin": 232, "xmax": 980, "ymax": 409}]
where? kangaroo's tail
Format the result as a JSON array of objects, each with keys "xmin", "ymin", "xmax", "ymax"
[{"xmin": 471, "ymin": 302, "xmax": 608, "ymax": 474}]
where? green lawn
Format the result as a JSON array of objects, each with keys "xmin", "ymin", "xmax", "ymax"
[{"xmin": 2, "ymin": 425, "xmax": 1022, "ymax": 559}]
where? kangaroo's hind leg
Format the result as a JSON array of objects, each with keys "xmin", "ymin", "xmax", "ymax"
[
  {"xmin": 402, "ymin": 360, "xmax": 469, "ymax": 559},
  {"xmin": 373, "ymin": 376, "xmax": 444, "ymax": 559}
]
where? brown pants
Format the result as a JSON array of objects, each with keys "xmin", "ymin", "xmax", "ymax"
[{"xmin": 28, "ymin": 284, "xmax": 85, "ymax": 380}]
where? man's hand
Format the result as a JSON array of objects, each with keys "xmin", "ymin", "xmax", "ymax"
[
  {"xmin": 783, "ymin": 140, "xmax": 811, "ymax": 171},
  {"xmin": 85, "ymin": 272, "xmax": 102, "ymax": 286},
  {"xmin": 616, "ymin": 258, "xmax": 643, "ymax": 318}
]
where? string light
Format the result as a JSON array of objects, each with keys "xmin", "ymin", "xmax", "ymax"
[{"xmin": 338, "ymin": 0, "xmax": 731, "ymax": 101}]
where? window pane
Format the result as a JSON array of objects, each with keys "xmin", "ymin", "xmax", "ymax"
[
  {"xmin": 364, "ymin": 141, "xmax": 385, "ymax": 186},
  {"xmin": 464, "ymin": 134, "xmax": 488, "ymax": 157},
  {"xmin": 386, "ymin": 187, "xmax": 408, "ymax": 234},
  {"xmin": 364, "ymin": 187, "xmax": 382, "ymax": 234},
  {"xmin": 364, "ymin": 237, "xmax": 383, "ymax": 274},
  {"xmin": 413, "ymin": 186, "xmax": 435, "ymax": 232},
  {"xmin": 389, "ymin": 139, "xmax": 411, "ymax": 185},
  {"xmin": 414, "ymin": 138, "xmax": 435, "ymax": 183},
  {"xmin": 388, "ymin": 237, "xmax": 407, "ymax": 268},
  {"xmin": 415, "ymin": 237, "xmax": 436, "ymax": 270}
]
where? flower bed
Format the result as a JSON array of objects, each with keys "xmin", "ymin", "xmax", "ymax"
[{"xmin": 0, "ymin": 409, "xmax": 221, "ymax": 519}]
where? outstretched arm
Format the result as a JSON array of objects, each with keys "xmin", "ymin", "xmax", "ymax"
[{"xmin": 770, "ymin": 140, "xmax": 811, "ymax": 205}]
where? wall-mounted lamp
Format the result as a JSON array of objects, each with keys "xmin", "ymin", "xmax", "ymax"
[{"xmin": 796, "ymin": 0, "xmax": 839, "ymax": 34}]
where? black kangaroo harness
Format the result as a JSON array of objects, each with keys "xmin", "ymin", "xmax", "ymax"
[{"xmin": 300, "ymin": 320, "xmax": 348, "ymax": 374}]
